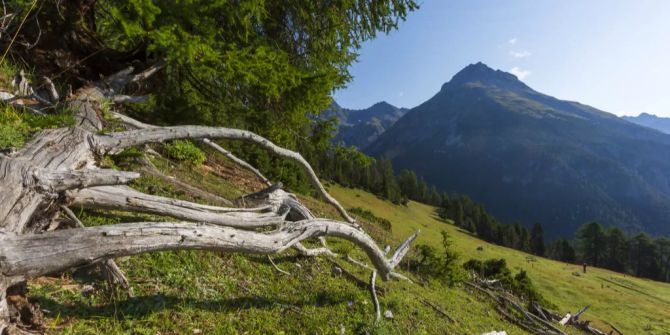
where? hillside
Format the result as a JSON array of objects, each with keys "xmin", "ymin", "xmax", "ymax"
[
  {"xmin": 328, "ymin": 184, "xmax": 670, "ymax": 333},
  {"xmin": 366, "ymin": 62, "xmax": 670, "ymax": 238},
  {"xmin": 623, "ymin": 113, "xmax": 670, "ymax": 134},
  {"xmin": 18, "ymin": 146, "xmax": 669, "ymax": 334},
  {"xmin": 324, "ymin": 102, "xmax": 408, "ymax": 149},
  {"xmin": 23, "ymin": 150, "xmax": 532, "ymax": 335}
]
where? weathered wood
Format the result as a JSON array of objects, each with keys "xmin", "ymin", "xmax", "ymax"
[
  {"xmin": 138, "ymin": 156, "xmax": 234, "ymax": 206},
  {"xmin": 0, "ymin": 220, "xmax": 399, "ymax": 279},
  {"xmin": 59, "ymin": 205, "xmax": 133, "ymax": 296},
  {"xmin": 421, "ymin": 299, "xmax": 455, "ymax": 322},
  {"xmin": 0, "ymin": 64, "xmax": 417, "ymax": 331},
  {"xmin": 68, "ymin": 186, "xmax": 286, "ymax": 229},
  {"xmin": 370, "ymin": 271, "xmax": 381, "ymax": 324},
  {"xmin": 604, "ymin": 321, "xmax": 624, "ymax": 335},
  {"xmin": 94, "ymin": 125, "xmax": 357, "ymax": 224}
]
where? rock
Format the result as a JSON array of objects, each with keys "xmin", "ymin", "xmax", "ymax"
[
  {"xmin": 80, "ymin": 285, "xmax": 95, "ymax": 297},
  {"xmin": 384, "ymin": 310, "xmax": 393, "ymax": 319}
]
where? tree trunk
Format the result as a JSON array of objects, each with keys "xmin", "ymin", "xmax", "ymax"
[{"xmin": 0, "ymin": 66, "xmax": 416, "ymax": 333}]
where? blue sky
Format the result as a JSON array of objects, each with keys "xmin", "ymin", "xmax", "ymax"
[{"xmin": 333, "ymin": 1, "xmax": 670, "ymax": 117}]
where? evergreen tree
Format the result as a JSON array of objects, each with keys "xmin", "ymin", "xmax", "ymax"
[
  {"xmin": 530, "ymin": 223, "xmax": 545, "ymax": 256},
  {"xmin": 576, "ymin": 222, "xmax": 606, "ymax": 267},
  {"xmin": 629, "ymin": 233, "xmax": 659, "ymax": 278},
  {"xmin": 604, "ymin": 227, "xmax": 629, "ymax": 272},
  {"xmin": 655, "ymin": 237, "xmax": 670, "ymax": 282}
]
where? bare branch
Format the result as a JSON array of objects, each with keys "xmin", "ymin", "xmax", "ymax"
[
  {"xmin": 0, "ymin": 219, "xmax": 407, "ymax": 280},
  {"xmin": 203, "ymin": 139, "xmax": 271, "ymax": 186},
  {"xmin": 34, "ymin": 168, "xmax": 140, "ymax": 192},
  {"xmin": 293, "ymin": 242, "xmax": 338, "ymax": 257},
  {"xmin": 131, "ymin": 62, "xmax": 165, "ymax": 83},
  {"xmin": 95, "ymin": 126, "xmax": 356, "ymax": 224},
  {"xmin": 389, "ymin": 230, "xmax": 420, "ymax": 268},
  {"xmin": 68, "ymin": 186, "xmax": 286, "ymax": 229},
  {"xmin": 40, "ymin": 76, "xmax": 59, "ymax": 103},
  {"xmin": 370, "ymin": 271, "xmax": 381, "ymax": 323},
  {"xmin": 59, "ymin": 205, "xmax": 133, "ymax": 296},
  {"xmin": 268, "ymin": 256, "xmax": 290, "ymax": 275},
  {"xmin": 111, "ymin": 111, "xmax": 271, "ymax": 187},
  {"xmin": 112, "ymin": 95, "xmax": 149, "ymax": 104}
]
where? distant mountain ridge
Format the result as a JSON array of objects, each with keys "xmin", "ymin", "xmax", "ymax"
[
  {"xmin": 623, "ymin": 113, "xmax": 670, "ymax": 134},
  {"xmin": 365, "ymin": 62, "xmax": 670, "ymax": 238},
  {"xmin": 324, "ymin": 101, "xmax": 408, "ymax": 149}
]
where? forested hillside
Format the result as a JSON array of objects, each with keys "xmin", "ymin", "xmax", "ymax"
[{"xmin": 367, "ymin": 62, "xmax": 670, "ymax": 238}]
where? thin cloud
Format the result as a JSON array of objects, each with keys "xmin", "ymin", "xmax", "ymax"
[
  {"xmin": 510, "ymin": 67, "xmax": 531, "ymax": 80},
  {"xmin": 508, "ymin": 38, "xmax": 517, "ymax": 44},
  {"xmin": 510, "ymin": 50, "xmax": 531, "ymax": 58}
]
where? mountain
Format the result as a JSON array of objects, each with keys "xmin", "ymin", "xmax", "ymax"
[
  {"xmin": 623, "ymin": 113, "xmax": 670, "ymax": 134},
  {"xmin": 366, "ymin": 62, "xmax": 670, "ymax": 238},
  {"xmin": 324, "ymin": 101, "xmax": 408, "ymax": 149}
]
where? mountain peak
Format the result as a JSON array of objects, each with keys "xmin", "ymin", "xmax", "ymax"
[
  {"xmin": 443, "ymin": 62, "xmax": 528, "ymax": 91},
  {"xmin": 371, "ymin": 101, "xmax": 396, "ymax": 109}
]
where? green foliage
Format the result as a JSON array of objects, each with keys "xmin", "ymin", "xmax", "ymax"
[
  {"xmin": 0, "ymin": 106, "xmax": 74, "ymax": 149},
  {"xmin": 349, "ymin": 207, "xmax": 392, "ymax": 232},
  {"xmin": 576, "ymin": 221, "xmax": 606, "ymax": 267},
  {"xmin": 164, "ymin": 140, "xmax": 206, "ymax": 165},
  {"xmin": 413, "ymin": 231, "xmax": 465, "ymax": 285},
  {"xmin": 463, "ymin": 258, "xmax": 549, "ymax": 305},
  {"xmin": 0, "ymin": 108, "xmax": 28, "ymax": 148},
  {"xmin": 94, "ymin": 0, "xmax": 418, "ymax": 151}
]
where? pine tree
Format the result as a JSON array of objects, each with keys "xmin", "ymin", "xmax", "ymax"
[
  {"xmin": 530, "ymin": 223, "xmax": 545, "ymax": 256},
  {"xmin": 576, "ymin": 222, "xmax": 606, "ymax": 267}
]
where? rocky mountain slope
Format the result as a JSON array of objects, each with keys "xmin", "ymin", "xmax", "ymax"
[
  {"xmin": 366, "ymin": 62, "xmax": 670, "ymax": 238},
  {"xmin": 623, "ymin": 113, "xmax": 670, "ymax": 134},
  {"xmin": 324, "ymin": 101, "xmax": 408, "ymax": 149}
]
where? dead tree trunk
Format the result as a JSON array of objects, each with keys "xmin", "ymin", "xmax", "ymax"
[{"xmin": 0, "ymin": 66, "xmax": 416, "ymax": 334}]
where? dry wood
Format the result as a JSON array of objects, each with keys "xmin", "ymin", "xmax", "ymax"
[
  {"xmin": 0, "ymin": 65, "xmax": 417, "ymax": 332},
  {"xmin": 327, "ymin": 259, "xmax": 385, "ymax": 295},
  {"xmin": 69, "ymin": 186, "xmax": 285, "ymax": 229},
  {"xmin": 370, "ymin": 271, "xmax": 381, "ymax": 324},
  {"xmin": 604, "ymin": 321, "xmax": 623, "ymax": 335},
  {"xmin": 267, "ymin": 256, "xmax": 290, "ymax": 276},
  {"xmin": 421, "ymin": 299, "xmax": 455, "ymax": 322},
  {"xmin": 94, "ymin": 125, "xmax": 357, "ymax": 224},
  {"xmin": 138, "ymin": 155, "xmax": 234, "ymax": 206},
  {"xmin": 59, "ymin": 205, "xmax": 133, "ymax": 296}
]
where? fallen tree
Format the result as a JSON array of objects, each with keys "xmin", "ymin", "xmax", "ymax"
[{"xmin": 0, "ymin": 66, "xmax": 417, "ymax": 334}]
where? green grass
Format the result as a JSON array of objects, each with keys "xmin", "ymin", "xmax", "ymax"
[
  {"xmin": 329, "ymin": 185, "xmax": 670, "ymax": 334},
  {"xmin": 28, "ymin": 154, "xmax": 531, "ymax": 334},
  {"xmin": 22, "ymin": 142, "xmax": 670, "ymax": 334}
]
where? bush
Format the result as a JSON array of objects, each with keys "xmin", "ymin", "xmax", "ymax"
[
  {"xmin": 349, "ymin": 207, "xmax": 392, "ymax": 232},
  {"xmin": 412, "ymin": 231, "xmax": 465, "ymax": 285},
  {"xmin": 463, "ymin": 257, "xmax": 550, "ymax": 305},
  {"xmin": 0, "ymin": 107, "xmax": 74, "ymax": 149},
  {"xmin": 164, "ymin": 140, "xmax": 206, "ymax": 165}
]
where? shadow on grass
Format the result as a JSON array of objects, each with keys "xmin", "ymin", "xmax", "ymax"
[
  {"xmin": 430, "ymin": 213, "xmax": 475, "ymax": 236},
  {"xmin": 36, "ymin": 290, "xmax": 345, "ymax": 320}
]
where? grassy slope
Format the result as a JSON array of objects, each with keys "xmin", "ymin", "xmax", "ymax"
[
  {"xmin": 28, "ymin": 152, "xmax": 528, "ymax": 335},
  {"xmin": 12, "ymin": 130, "xmax": 668, "ymax": 334},
  {"xmin": 329, "ymin": 185, "xmax": 670, "ymax": 334}
]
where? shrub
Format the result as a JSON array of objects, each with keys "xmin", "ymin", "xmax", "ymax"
[
  {"xmin": 164, "ymin": 140, "xmax": 206, "ymax": 165},
  {"xmin": 412, "ymin": 231, "xmax": 465, "ymax": 285},
  {"xmin": 463, "ymin": 257, "xmax": 549, "ymax": 305},
  {"xmin": 349, "ymin": 207, "xmax": 392, "ymax": 232},
  {"xmin": 0, "ymin": 118, "xmax": 28, "ymax": 148},
  {"xmin": 0, "ymin": 105, "xmax": 75, "ymax": 149}
]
